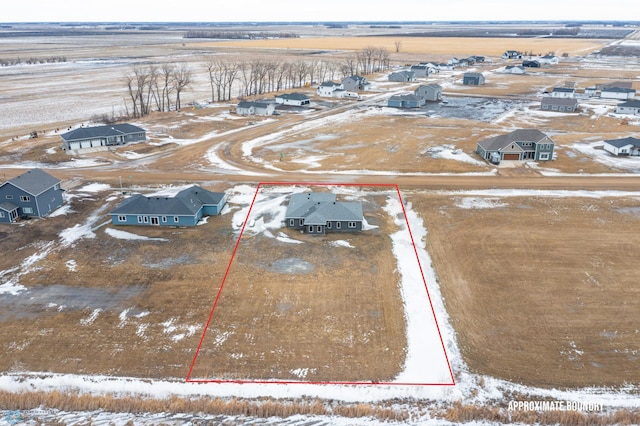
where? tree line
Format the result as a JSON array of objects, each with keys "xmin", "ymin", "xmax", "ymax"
[
  {"xmin": 123, "ymin": 46, "xmax": 391, "ymax": 118},
  {"xmin": 184, "ymin": 30, "xmax": 299, "ymax": 39},
  {"xmin": 1, "ymin": 56, "xmax": 67, "ymax": 67}
]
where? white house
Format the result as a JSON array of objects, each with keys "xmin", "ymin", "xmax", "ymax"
[
  {"xmin": 504, "ymin": 65, "xmax": 526, "ymax": 74},
  {"xmin": 317, "ymin": 81, "xmax": 343, "ymax": 97},
  {"xmin": 602, "ymin": 87, "xmax": 636, "ymax": 100},
  {"xmin": 538, "ymin": 55, "xmax": 559, "ymax": 65},
  {"xmin": 616, "ymin": 100, "xmax": 640, "ymax": 115},
  {"xmin": 275, "ymin": 93, "xmax": 310, "ymax": 106},
  {"xmin": 551, "ymin": 87, "xmax": 575, "ymax": 98},
  {"xmin": 236, "ymin": 101, "xmax": 276, "ymax": 116},
  {"xmin": 603, "ymin": 137, "xmax": 640, "ymax": 156}
]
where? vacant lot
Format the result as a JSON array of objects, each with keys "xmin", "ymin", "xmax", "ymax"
[{"xmin": 416, "ymin": 192, "xmax": 640, "ymax": 388}]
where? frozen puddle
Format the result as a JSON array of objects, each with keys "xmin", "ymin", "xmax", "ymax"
[{"xmin": 269, "ymin": 258, "xmax": 314, "ymax": 274}]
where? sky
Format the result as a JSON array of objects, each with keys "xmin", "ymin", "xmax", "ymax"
[{"xmin": 1, "ymin": 0, "xmax": 638, "ymax": 23}]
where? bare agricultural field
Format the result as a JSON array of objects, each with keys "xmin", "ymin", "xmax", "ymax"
[
  {"xmin": 417, "ymin": 192, "xmax": 640, "ymax": 388},
  {"xmin": 205, "ymin": 36, "xmax": 607, "ymax": 57}
]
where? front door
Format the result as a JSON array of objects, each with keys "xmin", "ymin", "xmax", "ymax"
[{"xmin": 151, "ymin": 217, "xmax": 159, "ymax": 225}]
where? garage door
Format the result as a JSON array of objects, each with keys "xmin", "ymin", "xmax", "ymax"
[{"xmin": 503, "ymin": 154, "xmax": 520, "ymax": 160}]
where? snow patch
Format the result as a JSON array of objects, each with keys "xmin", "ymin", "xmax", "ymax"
[
  {"xmin": 105, "ymin": 228, "xmax": 168, "ymax": 242},
  {"xmin": 65, "ymin": 259, "xmax": 77, "ymax": 272},
  {"xmin": 456, "ymin": 197, "xmax": 507, "ymax": 209},
  {"xmin": 79, "ymin": 308, "xmax": 101, "ymax": 326},
  {"xmin": 330, "ymin": 240, "xmax": 354, "ymax": 248}
]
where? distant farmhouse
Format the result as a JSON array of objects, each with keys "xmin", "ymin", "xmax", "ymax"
[
  {"xmin": 0, "ymin": 168, "xmax": 64, "ymax": 223},
  {"xmin": 502, "ymin": 50, "xmax": 523, "ymax": 60},
  {"xmin": 616, "ymin": 100, "xmax": 640, "ymax": 115},
  {"xmin": 109, "ymin": 185, "xmax": 226, "ymax": 227},
  {"xmin": 236, "ymin": 100, "xmax": 276, "ymax": 116},
  {"xmin": 541, "ymin": 97, "xmax": 579, "ymax": 113},
  {"xmin": 284, "ymin": 192, "xmax": 363, "ymax": 235},
  {"xmin": 551, "ymin": 87, "xmax": 575, "ymax": 98},
  {"xmin": 504, "ymin": 65, "xmax": 526, "ymax": 74},
  {"xmin": 522, "ymin": 60, "xmax": 541, "ymax": 68},
  {"xmin": 463, "ymin": 72, "xmax": 485, "ymax": 85},
  {"xmin": 538, "ymin": 55, "xmax": 559, "ymax": 65},
  {"xmin": 274, "ymin": 93, "xmax": 310, "ymax": 106},
  {"xmin": 388, "ymin": 94, "xmax": 425, "ymax": 108},
  {"xmin": 410, "ymin": 64, "xmax": 430, "ymax": 78},
  {"xmin": 60, "ymin": 124, "xmax": 145, "ymax": 151},
  {"xmin": 603, "ymin": 137, "xmax": 640, "ymax": 156},
  {"xmin": 341, "ymin": 75, "xmax": 370, "ymax": 92},
  {"xmin": 388, "ymin": 70, "xmax": 416, "ymax": 82},
  {"xmin": 476, "ymin": 129, "xmax": 555, "ymax": 163}
]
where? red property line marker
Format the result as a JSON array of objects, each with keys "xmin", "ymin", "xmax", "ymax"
[{"xmin": 186, "ymin": 182, "xmax": 455, "ymax": 386}]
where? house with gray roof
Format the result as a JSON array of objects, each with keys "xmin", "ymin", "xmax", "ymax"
[
  {"xmin": 502, "ymin": 50, "xmax": 523, "ymax": 60},
  {"xmin": 463, "ymin": 72, "xmax": 485, "ymax": 85},
  {"xmin": 504, "ymin": 65, "xmax": 526, "ymax": 74},
  {"xmin": 523, "ymin": 60, "xmax": 541, "ymax": 68},
  {"xmin": 60, "ymin": 124, "xmax": 145, "ymax": 151},
  {"xmin": 601, "ymin": 87, "xmax": 636, "ymax": 100},
  {"xmin": 236, "ymin": 100, "xmax": 276, "ymax": 116},
  {"xmin": 0, "ymin": 168, "xmax": 64, "ymax": 223},
  {"xmin": 388, "ymin": 94, "xmax": 425, "ymax": 108},
  {"xmin": 388, "ymin": 70, "xmax": 416, "ymax": 82},
  {"xmin": 541, "ymin": 97, "xmax": 578, "ymax": 113},
  {"xmin": 616, "ymin": 100, "xmax": 640, "ymax": 115},
  {"xmin": 476, "ymin": 129, "xmax": 555, "ymax": 162},
  {"xmin": 341, "ymin": 75, "xmax": 370, "ymax": 92},
  {"xmin": 109, "ymin": 185, "xmax": 226, "ymax": 227},
  {"xmin": 410, "ymin": 64, "xmax": 430, "ymax": 78},
  {"xmin": 317, "ymin": 81, "xmax": 342, "ymax": 97},
  {"xmin": 274, "ymin": 93, "xmax": 310, "ymax": 106},
  {"xmin": 414, "ymin": 84, "xmax": 442, "ymax": 102},
  {"xmin": 551, "ymin": 87, "xmax": 575, "ymax": 98},
  {"xmin": 284, "ymin": 192, "xmax": 363, "ymax": 235},
  {"xmin": 603, "ymin": 136, "xmax": 640, "ymax": 156}
]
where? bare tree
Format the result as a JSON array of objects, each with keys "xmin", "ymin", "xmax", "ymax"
[
  {"xmin": 394, "ymin": 40, "xmax": 402, "ymax": 53},
  {"xmin": 172, "ymin": 64, "xmax": 192, "ymax": 110},
  {"xmin": 160, "ymin": 64, "xmax": 175, "ymax": 111}
]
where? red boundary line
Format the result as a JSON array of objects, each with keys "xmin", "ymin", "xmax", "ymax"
[{"xmin": 186, "ymin": 182, "xmax": 455, "ymax": 386}]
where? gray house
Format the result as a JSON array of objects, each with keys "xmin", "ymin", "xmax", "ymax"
[
  {"xmin": 341, "ymin": 75, "xmax": 370, "ymax": 92},
  {"xmin": 476, "ymin": 129, "xmax": 555, "ymax": 162},
  {"xmin": 463, "ymin": 72, "xmax": 485, "ymax": 85},
  {"xmin": 109, "ymin": 185, "xmax": 226, "ymax": 227},
  {"xmin": 236, "ymin": 101, "xmax": 276, "ymax": 116},
  {"xmin": 602, "ymin": 87, "xmax": 637, "ymax": 100},
  {"xmin": 410, "ymin": 64, "xmax": 430, "ymax": 78},
  {"xmin": 414, "ymin": 84, "xmax": 442, "ymax": 102},
  {"xmin": 616, "ymin": 100, "xmax": 640, "ymax": 115},
  {"xmin": 61, "ymin": 124, "xmax": 146, "ymax": 151},
  {"xmin": 388, "ymin": 71, "xmax": 416, "ymax": 82},
  {"xmin": 0, "ymin": 168, "xmax": 64, "ymax": 223},
  {"xmin": 522, "ymin": 60, "xmax": 541, "ymax": 68},
  {"xmin": 388, "ymin": 94, "xmax": 425, "ymax": 108},
  {"xmin": 603, "ymin": 137, "xmax": 640, "ymax": 156},
  {"xmin": 284, "ymin": 192, "xmax": 363, "ymax": 235},
  {"xmin": 541, "ymin": 97, "xmax": 578, "ymax": 113}
]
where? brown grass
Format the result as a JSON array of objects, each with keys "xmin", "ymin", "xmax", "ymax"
[{"xmin": 200, "ymin": 37, "xmax": 606, "ymax": 57}]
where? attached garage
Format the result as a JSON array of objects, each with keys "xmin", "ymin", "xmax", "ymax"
[{"xmin": 503, "ymin": 153, "xmax": 521, "ymax": 160}]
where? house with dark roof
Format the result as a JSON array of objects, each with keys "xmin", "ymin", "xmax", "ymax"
[
  {"xmin": 603, "ymin": 137, "xmax": 640, "ymax": 156},
  {"xmin": 60, "ymin": 124, "xmax": 145, "ymax": 151},
  {"xmin": 410, "ymin": 64, "xmax": 430, "ymax": 78},
  {"xmin": 236, "ymin": 100, "xmax": 276, "ymax": 116},
  {"xmin": 502, "ymin": 50, "xmax": 522, "ymax": 60},
  {"xmin": 541, "ymin": 97, "xmax": 579, "ymax": 113},
  {"xmin": 341, "ymin": 75, "xmax": 370, "ymax": 92},
  {"xmin": 0, "ymin": 168, "xmax": 64, "ymax": 223},
  {"xmin": 476, "ymin": 129, "xmax": 555, "ymax": 162},
  {"xmin": 274, "ymin": 93, "xmax": 310, "ymax": 106},
  {"xmin": 463, "ymin": 72, "xmax": 485, "ymax": 85},
  {"xmin": 388, "ymin": 70, "xmax": 416, "ymax": 82},
  {"xmin": 522, "ymin": 60, "xmax": 541, "ymax": 68},
  {"xmin": 388, "ymin": 94, "xmax": 425, "ymax": 108},
  {"xmin": 109, "ymin": 185, "xmax": 226, "ymax": 227},
  {"xmin": 317, "ymin": 81, "xmax": 342, "ymax": 97},
  {"xmin": 414, "ymin": 84, "xmax": 442, "ymax": 102},
  {"xmin": 601, "ymin": 87, "xmax": 636, "ymax": 100},
  {"xmin": 284, "ymin": 192, "xmax": 363, "ymax": 235},
  {"xmin": 551, "ymin": 87, "xmax": 575, "ymax": 98},
  {"xmin": 616, "ymin": 100, "xmax": 640, "ymax": 115}
]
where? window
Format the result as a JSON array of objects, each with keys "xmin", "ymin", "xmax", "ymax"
[
  {"xmin": 5, "ymin": 195, "xmax": 12, "ymax": 199},
  {"xmin": 348, "ymin": 222, "xmax": 356, "ymax": 228},
  {"xmin": 137, "ymin": 216, "xmax": 143, "ymax": 223},
  {"xmin": 143, "ymin": 216, "xmax": 149, "ymax": 223},
  {"xmin": 174, "ymin": 216, "xmax": 179, "ymax": 223},
  {"xmin": 0, "ymin": 212, "xmax": 4, "ymax": 218},
  {"xmin": 162, "ymin": 216, "xmax": 167, "ymax": 223},
  {"xmin": 118, "ymin": 215, "xmax": 126, "ymax": 222},
  {"xmin": 327, "ymin": 222, "xmax": 332, "ymax": 229},
  {"xmin": 317, "ymin": 226, "xmax": 322, "ymax": 233},
  {"xmin": 23, "ymin": 207, "xmax": 33, "ymax": 214},
  {"xmin": 20, "ymin": 196, "xmax": 30, "ymax": 202},
  {"xmin": 289, "ymin": 219, "xmax": 294, "ymax": 226},
  {"xmin": 337, "ymin": 222, "xmax": 342, "ymax": 229},
  {"xmin": 308, "ymin": 226, "xmax": 313, "ymax": 233}
]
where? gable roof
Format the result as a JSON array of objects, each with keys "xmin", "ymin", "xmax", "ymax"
[
  {"xmin": 552, "ymin": 87, "xmax": 574, "ymax": 93},
  {"xmin": 5, "ymin": 168, "xmax": 61, "ymax": 196},
  {"xmin": 541, "ymin": 97, "xmax": 578, "ymax": 107},
  {"xmin": 110, "ymin": 185, "xmax": 225, "ymax": 217},
  {"xmin": 618, "ymin": 100, "xmax": 640, "ymax": 108},
  {"xmin": 604, "ymin": 81, "xmax": 633, "ymax": 89},
  {"xmin": 275, "ymin": 93, "xmax": 310, "ymax": 101},
  {"xmin": 319, "ymin": 81, "xmax": 340, "ymax": 87},
  {"xmin": 464, "ymin": 72, "xmax": 483, "ymax": 79},
  {"xmin": 602, "ymin": 87, "xmax": 636, "ymax": 94},
  {"xmin": 603, "ymin": 137, "xmax": 640, "ymax": 149},
  {"xmin": 478, "ymin": 129, "xmax": 550, "ymax": 151},
  {"xmin": 61, "ymin": 124, "xmax": 145, "ymax": 142}
]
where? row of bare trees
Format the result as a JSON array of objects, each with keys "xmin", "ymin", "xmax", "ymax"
[
  {"xmin": 122, "ymin": 46, "xmax": 391, "ymax": 117},
  {"xmin": 123, "ymin": 64, "xmax": 192, "ymax": 118}
]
